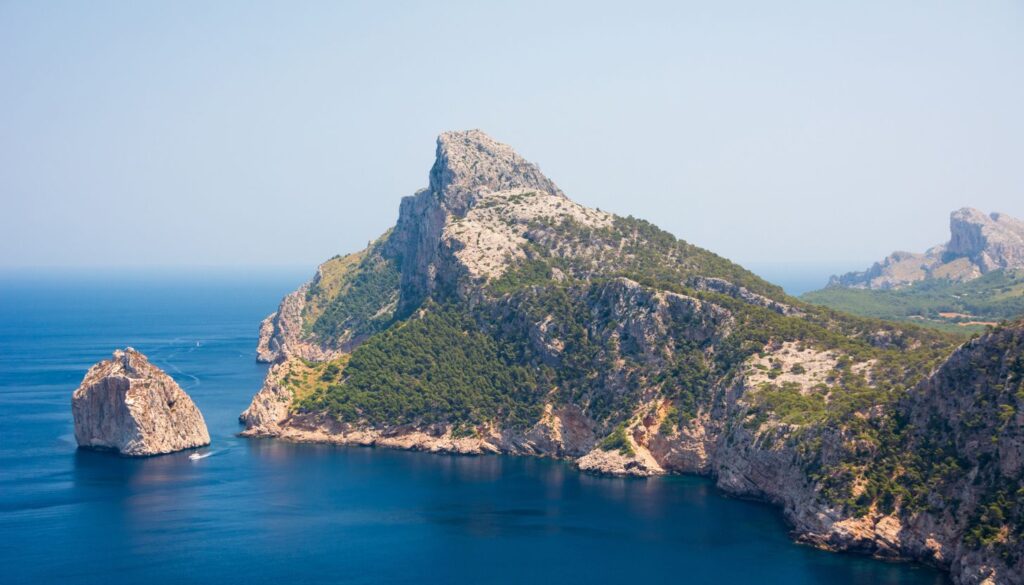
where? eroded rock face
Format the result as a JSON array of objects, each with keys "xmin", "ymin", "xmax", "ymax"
[
  {"xmin": 895, "ymin": 325, "xmax": 1024, "ymax": 584},
  {"xmin": 256, "ymin": 286, "xmax": 308, "ymax": 363},
  {"xmin": 72, "ymin": 348, "xmax": 210, "ymax": 456},
  {"xmin": 238, "ymin": 357, "xmax": 298, "ymax": 437},
  {"xmin": 831, "ymin": 207, "xmax": 1024, "ymax": 290},
  {"xmin": 256, "ymin": 281, "xmax": 346, "ymax": 364},
  {"xmin": 427, "ymin": 129, "xmax": 564, "ymax": 215},
  {"xmin": 689, "ymin": 276, "xmax": 802, "ymax": 316},
  {"xmin": 948, "ymin": 208, "xmax": 1024, "ymax": 273},
  {"xmin": 256, "ymin": 130, "xmax": 576, "ymax": 359},
  {"xmin": 387, "ymin": 130, "xmax": 568, "ymax": 316}
]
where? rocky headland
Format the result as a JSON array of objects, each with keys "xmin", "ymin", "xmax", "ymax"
[
  {"xmin": 242, "ymin": 130, "xmax": 1023, "ymax": 584},
  {"xmin": 804, "ymin": 210, "xmax": 1024, "ymax": 332},
  {"xmin": 831, "ymin": 208, "xmax": 1024, "ymax": 290},
  {"xmin": 73, "ymin": 348, "xmax": 210, "ymax": 456}
]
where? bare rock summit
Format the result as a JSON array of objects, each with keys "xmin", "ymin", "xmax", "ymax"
[
  {"xmin": 72, "ymin": 348, "xmax": 210, "ymax": 456},
  {"xmin": 831, "ymin": 207, "xmax": 1024, "ymax": 290}
]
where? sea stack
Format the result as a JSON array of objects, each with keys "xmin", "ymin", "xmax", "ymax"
[{"xmin": 72, "ymin": 348, "xmax": 210, "ymax": 456}]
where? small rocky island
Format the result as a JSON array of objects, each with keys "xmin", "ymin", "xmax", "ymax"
[{"xmin": 72, "ymin": 348, "xmax": 210, "ymax": 456}]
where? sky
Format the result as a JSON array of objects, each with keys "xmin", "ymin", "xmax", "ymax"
[{"xmin": 1, "ymin": 1, "xmax": 1022, "ymax": 290}]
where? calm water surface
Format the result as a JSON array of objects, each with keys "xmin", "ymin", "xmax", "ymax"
[{"xmin": 0, "ymin": 271, "xmax": 949, "ymax": 584}]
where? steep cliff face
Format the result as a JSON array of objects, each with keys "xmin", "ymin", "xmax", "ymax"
[
  {"xmin": 806, "ymin": 210, "xmax": 1024, "ymax": 332},
  {"xmin": 256, "ymin": 238, "xmax": 399, "ymax": 363},
  {"xmin": 386, "ymin": 130, "xmax": 568, "ymax": 316},
  {"xmin": 243, "ymin": 130, "xmax": 1021, "ymax": 584},
  {"xmin": 73, "ymin": 348, "xmax": 210, "ymax": 456},
  {"xmin": 896, "ymin": 324, "xmax": 1024, "ymax": 584},
  {"xmin": 947, "ymin": 209, "xmax": 1024, "ymax": 274},
  {"xmin": 256, "ymin": 284, "xmax": 339, "ymax": 363},
  {"xmin": 256, "ymin": 130, "xmax": 566, "ymax": 361},
  {"xmin": 831, "ymin": 208, "xmax": 1024, "ymax": 290}
]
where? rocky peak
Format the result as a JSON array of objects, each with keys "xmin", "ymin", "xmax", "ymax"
[
  {"xmin": 947, "ymin": 207, "xmax": 1024, "ymax": 271},
  {"xmin": 113, "ymin": 347, "xmax": 142, "ymax": 375},
  {"xmin": 388, "ymin": 130, "xmax": 567, "ymax": 315},
  {"xmin": 947, "ymin": 207, "xmax": 994, "ymax": 260},
  {"xmin": 428, "ymin": 130, "xmax": 563, "ymax": 216},
  {"xmin": 830, "ymin": 207, "xmax": 1024, "ymax": 290}
]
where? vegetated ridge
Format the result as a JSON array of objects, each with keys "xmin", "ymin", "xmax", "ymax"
[{"xmin": 241, "ymin": 130, "xmax": 1023, "ymax": 585}]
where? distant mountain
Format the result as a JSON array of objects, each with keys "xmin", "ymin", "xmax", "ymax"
[
  {"xmin": 805, "ymin": 209, "xmax": 1024, "ymax": 333},
  {"xmin": 241, "ymin": 131, "xmax": 1022, "ymax": 584},
  {"xmin": 831, "ymin": 208, "xmax": 1024, "ymax": 291},
  {"xmin": 804, "ymin": 271, "xmax": 1024, "ymax": 334}
]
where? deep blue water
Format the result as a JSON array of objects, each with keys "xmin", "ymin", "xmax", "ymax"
[{"xmin": 0, "ymin": 271, "xmax": 950, "ymax": 585}]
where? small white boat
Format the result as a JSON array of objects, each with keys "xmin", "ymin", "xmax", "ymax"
[{"xmin": 189, "ymin": 451, "xmax": 212, "ymax": 461}]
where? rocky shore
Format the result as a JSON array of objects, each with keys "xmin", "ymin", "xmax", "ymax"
[{"xmin": 241, "ymin": 336, "xmax": 1021, "ymax": 585}]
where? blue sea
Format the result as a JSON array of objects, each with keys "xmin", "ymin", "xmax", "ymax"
[{"xmin": 0, "ymin": 270, "xmax": 949, "ymax": 585}]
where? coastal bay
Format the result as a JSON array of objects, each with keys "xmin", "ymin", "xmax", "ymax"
[{"xmin": 0, "ymin": 272, "xmax": 948, "ymax": 585}]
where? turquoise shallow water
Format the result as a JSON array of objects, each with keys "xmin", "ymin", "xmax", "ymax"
[{"xmin": 0, "ymin": 271, "xmax": 950, "ymax": 585}]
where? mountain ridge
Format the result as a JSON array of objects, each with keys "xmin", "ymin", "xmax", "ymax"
[
  {"xmin": 243, "ymin": 130, "xmax": 1023, "ymax": 585},
  {"xmin": 805, "ymin": 209, "xmax": 1024, "ymax": 333},
  {"xmin": 831, "ymin": 208, "xmax": 1024, "ymax": 291}
]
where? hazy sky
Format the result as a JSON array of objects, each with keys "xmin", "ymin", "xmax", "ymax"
[{"xmin": 2, "ymin": 1, "xmax": 1022, "ymax": 283}]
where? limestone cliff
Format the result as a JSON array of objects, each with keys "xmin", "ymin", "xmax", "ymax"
[
  {"xmin": 243, "ymin": 130, "xmax": 1022, "ymax": 584},
  {"xmin": 73, "ymin": 348, "xmax": 210, "ymax": 456},
  {"xmin": 831, "ymin": 208, "xmax": 1024, "ymax": 290}
]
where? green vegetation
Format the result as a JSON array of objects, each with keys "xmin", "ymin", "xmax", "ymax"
[
  {"xmin": 659, "ymin": 406, "xmax": 681, "ymax": 435},
  {"xmin": 301, "ymin": 250, "xmax": 366, "ymax": 327},
  {"xmin": 502, "ymin": 283, "xmax": 645, "ymax": 423},
  {"xmin": 524, "ymin": 214, "xmax": 784, "ymax": 300},
  {"xmin": 815, "ymin": 322, "xmax": 1024, "ymax": 560},
  {"xmin": 753, "ymin": 382, "xmax": 827, "ymax": 426},
  {"xmin": 295, "ymin": 306, "xmax": 551, "ymax": 429},
  {"xmin": 657, "ymin": 346, "xmax": 711, "ymax": 422},
  {"xmin": 310, "ymin": 251, "xmax": 401, "ymax": 343},
  {"xmin": 965, "ymin": 494, "xmax": 1012, "ymax": 548},
  {"xmin": 598, "ymin": 423, "xmax": 635, "ymax": 456},
  {"xmin": 489, "ymin": 257, "xmax": 553, "ymax": 294},
  {"xmin": 278, "ymin": 355, "xmax": 351, "ymax": 403},
  {"xmin": 284, "ymin": 193, "xmax": 1023, "ymax": 556},
  {"xmin": 802, "ymin": 270, "xmax": 1024, "ymax": 334}
]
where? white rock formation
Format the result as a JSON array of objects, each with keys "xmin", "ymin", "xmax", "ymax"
[{"xmin": 72, "ymin": 348, "xmax": 210, "ymax": 456}]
